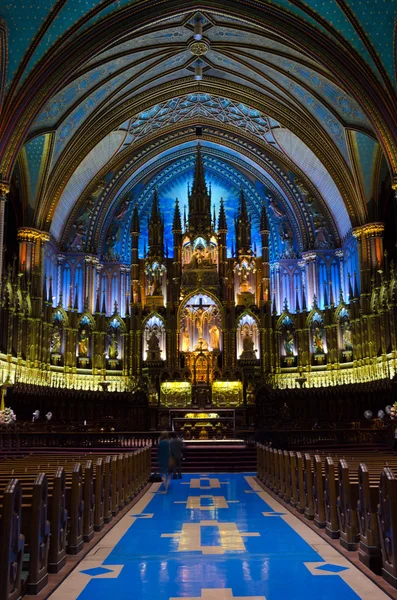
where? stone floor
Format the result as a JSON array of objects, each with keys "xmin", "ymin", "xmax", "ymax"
[{"xmin": 49, "ymin": 474, "xmax": 390, "ymax": 599}]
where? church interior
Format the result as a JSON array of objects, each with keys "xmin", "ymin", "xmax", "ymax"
[{"xmin": 1, "ymin": 2, "xmax": 397, "ymax": 599}]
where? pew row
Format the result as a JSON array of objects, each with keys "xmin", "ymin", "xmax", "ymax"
[
  {"xmin": 0, "ymin": 447, "xmax": 151, "ymax": 600},
  {"xmin": 256, "ymin": 443, "xmax": 397, "ymax": 587}
]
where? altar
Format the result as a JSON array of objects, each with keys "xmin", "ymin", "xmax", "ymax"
[{"xmin": 169, "ymin": 409, "xmax": 236, "ymax": 440}]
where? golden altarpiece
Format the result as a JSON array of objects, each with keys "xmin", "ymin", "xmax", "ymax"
[{"xmin": 1, "ymin": 146, "xmax": 397, "ymax": 434}]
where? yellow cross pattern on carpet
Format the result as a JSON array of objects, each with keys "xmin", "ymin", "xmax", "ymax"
[
  {"xmin": 181, "ymin": 477, "xmax": 229, "ymax": 489},
  {"xmin": 175, "ymin": 495, "xmax": 239, "ymax": 510},
  {"xmin": 169, "ymin": 589, "xmax": 266, "ymax": 599},
  {"xmin": 161, "ymin": 520, "xmax": 260, "ymax": 554}
]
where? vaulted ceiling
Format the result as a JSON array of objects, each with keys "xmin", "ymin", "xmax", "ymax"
[{"xmin": 1, "ymin": 1, "xmax": 396, "ymax": 259}]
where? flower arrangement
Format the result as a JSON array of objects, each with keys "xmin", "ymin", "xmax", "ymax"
[
  {"xmin": 0, "ymin": 407, "xmax": 16, "ymax": 425},
  {"xmin": 390, "ymin": 402, "xmax": 397, "ymax": 419}
]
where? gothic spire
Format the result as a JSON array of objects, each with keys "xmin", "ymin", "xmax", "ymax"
[
  {"xmin": 148, "ymin": 188, "xmax": 164, "ymax": 258},
  {"xmin": 218, "ymin": 197, "xmax": 227, "ymax": 231},
  {"xmin": 191, "ymin": 143, "xmax": 208, "ymax": 197},
  {"xmin": 260, "ymin": 203, "xmax": 269, "ymax": 232},
  {"xmin": 188, "ymin": 144, "xmax": 212, "ymax": 233},
  {"xmin": 235, "ymin": 187, "xmax": 252, "ymax": 253},
  {"xmin": 172, "ymin": 198, "xmax": 182, "ymax": 232},
  {"xmin": 130, "ymin": 204, "xmax": 140, "ymax": 235}
]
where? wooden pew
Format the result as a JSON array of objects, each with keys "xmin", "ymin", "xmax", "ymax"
[
  {"xmin": 0, "ymin": 479, "xmax": 24, "ymax": 600},
  {"xmin": 378, "ymin": 467, "xmax": 397, "ymax": 588}
]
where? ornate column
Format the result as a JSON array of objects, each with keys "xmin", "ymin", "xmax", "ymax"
[
  {"xmin": 0, "ymin": 182, "xmax": 9, "ymax": 287},
  {"xmin": 335, "ymin": 249, "xmax": 345, "ymax": 301},
  {"xmin": 352, "ymin": 222, "xmax": 384, "ymax": 294},
  {"xmin": 56, "ymin": 254, "xmax": 65, "ymax": 305},
  {"xmin": 301, "ymin": 252, "xmax": 317, "ymax": 308}
]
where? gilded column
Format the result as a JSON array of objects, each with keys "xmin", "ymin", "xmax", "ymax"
[
  {"xmin": 352, "ymin": 223, "xmax": 384, "ymax": 295},
  {"xmin": 302, "ymin": 252, "xmax": 317, "ymax": 308},
  {"xmin": 0, "ymin": 182, "xmax": 9, "ymax": 288}
]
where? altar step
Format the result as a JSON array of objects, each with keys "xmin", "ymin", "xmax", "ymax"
[{"xmin": 151, "ymin": 443, "xmax": 257, "ymax": 473}]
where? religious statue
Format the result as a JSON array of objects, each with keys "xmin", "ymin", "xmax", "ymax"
[
  {"xmin": 343, "ymin": 323, "xmax": 353, "ymax": 351},
  {"xmin": 239, "ymin": 270, "xmax": 251, "ymax": 293},
  {"xmin": 193, "ymin": 307, "xmax": 208, "ymax": 350},
  {"xmin": 114, "ymin": 197, "xmax": 131, "ymax": 220},
  {"xmin": 246, "ymin": 382, "xmax": 255, "ymax": 405},
  {"xmin": 51, "ymin": 329, "xmax": 62, "ymax": 354},
  {"xmin": 314, "ymin": 224, "xmax": 332, "ymax": 249},
  {"xmin": 78, "ymin": 329, "xmax": 89, "ymax": 357},
  {"xmin": 267, "ymin": 195, "xmax": 284, "ymax": 219},
  {"xmin": 188, "ymin": 244, "xmax": 213, "ymax": 269},
  {"xmin": 148, "ymin": 380, "xmax": 158, "ymax": 405},
  {"xmin": 69, "ymin": 223, "xmax": 87, "ymax": 251},
  {"xmin": 209, "ymin": 324, "xmax": 219, "ymax": 351},
  {"xmin": 243, "ymin": 332, "xmax": 254, "ymax": 353},
  {"xmin": 313, "ymin": 326, "xmax": 324, "ymax": 354},
  {"xmin": 181, "ymin": 327, "xmax": 190, "ymax": 352},
  {"xmin": 147, "ymin": 330, "xmax": 161, "ymax": 360},
  {"xmin": 108, "ymin": 333, "xmax": 119, "ymax": 359},
  {"xmin": 284, "ymin": 330, "xmax": 294, "ymax": 357},
  {"xmin": 151, "ymin": 274, "xmax": 162, "ymax": 296},
  {"xmin": 240, "ymin": 328, "xmax": 257, "ymax": 359}
]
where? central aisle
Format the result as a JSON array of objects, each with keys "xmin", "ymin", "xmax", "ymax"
[{"xmin": 51, "ymin": 474, "xmax": 388, "ymax": 599}]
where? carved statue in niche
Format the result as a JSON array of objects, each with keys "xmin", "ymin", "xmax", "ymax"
[
  {"xmin": 187, "ymin": 243, "xmax": 214, "ymax": 269},
  {"xmin": 193, "ymin": 307, "xmax": 209, "ymax": 350},
  {"xmin": 114, "ymin": 197, "xmax": 131, "ymax": 220},
  {"xmin": 78, "ymin": 329, "xmax": 89, "ymax": 357},
  {"xmin": 148, "ymin": 380, "xmax": 158, "ymax": 405},
  {"xmin": 266, "ymin": 194, "xmax": 284, "ymax": 219},
  {"xmin": 313, "ymin": 326, "xmax": 324, "ymax": 354},
  {"xmin": 105, "ymin": 224, "xmax": 121, "ymax": 260},
  {"xmin": 279, "ymin": 222, "xmax": 296, "ymax": 259},
  {"xmin": 108, "ymin": 333, "xmax": 119, "ymax": 359},
  {"xmin": 150, "ymin": 264, "xmax": 163, "ymax": 296},
  {"xmin": 69, "ymin": 223, "xmax": 87, "ymax": 251},
  {"xmin": 209, "ymin": 324, "xmax": 219, "ymax": 351},
  {"xmin": 147, "ymin": 331, "xmax": 161, "ymax": 361},
  {"xmin": 284, "ymin": 330, "xmax": 294, "ymax": 357},
  {"xmin": 343, "ymin": 322, "xmax": 353, "ymax": 351},
  {"xmin": 51, "ymin": 328, "xmax": 62, "ymax": 354},
  {"xmin": 181, "ymin": 327, "xmax": 190, "ymax": 352},
  {"xmin": 75, "ymin": 196, "xmax": 95, "ymax": 227},
  {"xmin": 314, "ymin": 218, "xmax": 332, "ymax": 250},
  {"xmin": 240, "ymin": 325, "xmax": 256, "ymax": 360},
  {"xmin": 246, "ymin": 382, "xmax": 255, "ymax": 405}
]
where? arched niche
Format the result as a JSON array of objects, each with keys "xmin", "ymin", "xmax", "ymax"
[
  {"xmin": 179, "ymin": 293, "xmax": 222, "ymax": 353},
  {"xmin": 182, "ymin": 236, "xmax": 217, "ymax": 270},
  {"xmin": 336, "ymin": 306, "xmax": 353, "ymax": 362},
  {"xmin": 236, "ymin": 313, "xmax": 259, "ymax": 360},
  {"xmin": 277, "ymin": 314, "xmax": 296, "ymax": 366},
  {"xmin": 308, "ymin": 310, "xmax": 327, "ymax": 364},
  {"xmin": 143, "ymin": 314, "xmax": 166, "ymax": 362}
]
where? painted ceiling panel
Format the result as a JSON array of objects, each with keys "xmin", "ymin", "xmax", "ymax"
[
  {"xmin": 342, "ymin": 0, "xmax": 396, "ymax": 78},
  {"xmin": 241, "ymin": 50, "xmax": 368, "ymax": 128},
  {"xmin": 51, "ymin": 56, "xmax": 164, "ymax": 160},
  {"xmin": 23, "ymin": 134, "xmax": 46, "ymax": 206},
  {"xmin": 354, "ymin": 131, "xmax": 377, "ymax": 201},
  {"xmin": 1, "ymin": 1, "xmax": 391, "ymax": 94},
  {"xmin": 51, "ymin": 130, "xmax": 124, "ymax": 241},
  {"xmin": 114, "ymin": 94, "xmax": 274, "ymax": 154},
  {"xmin": 20, "ymin": 0, "xmax": 137, "ymax": 85},
  {"xmin": 32, "ymin": 48, "xmax": 160, "ymax": 132},
  {"xmin": 270, "ymin": 0, "xmax": 379, "ymax": 76},
  {"xmin": 273, "ymin": 127, "xmax": 351, "ymax": 238},
  {"xmin": 0, "ymin": 0, "xmax": 57, "ymax": 86}
]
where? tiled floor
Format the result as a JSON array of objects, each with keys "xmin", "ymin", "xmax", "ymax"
[{"xmin": 50, "ymin": 474, "xmax": 389, "ymax": 599}]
